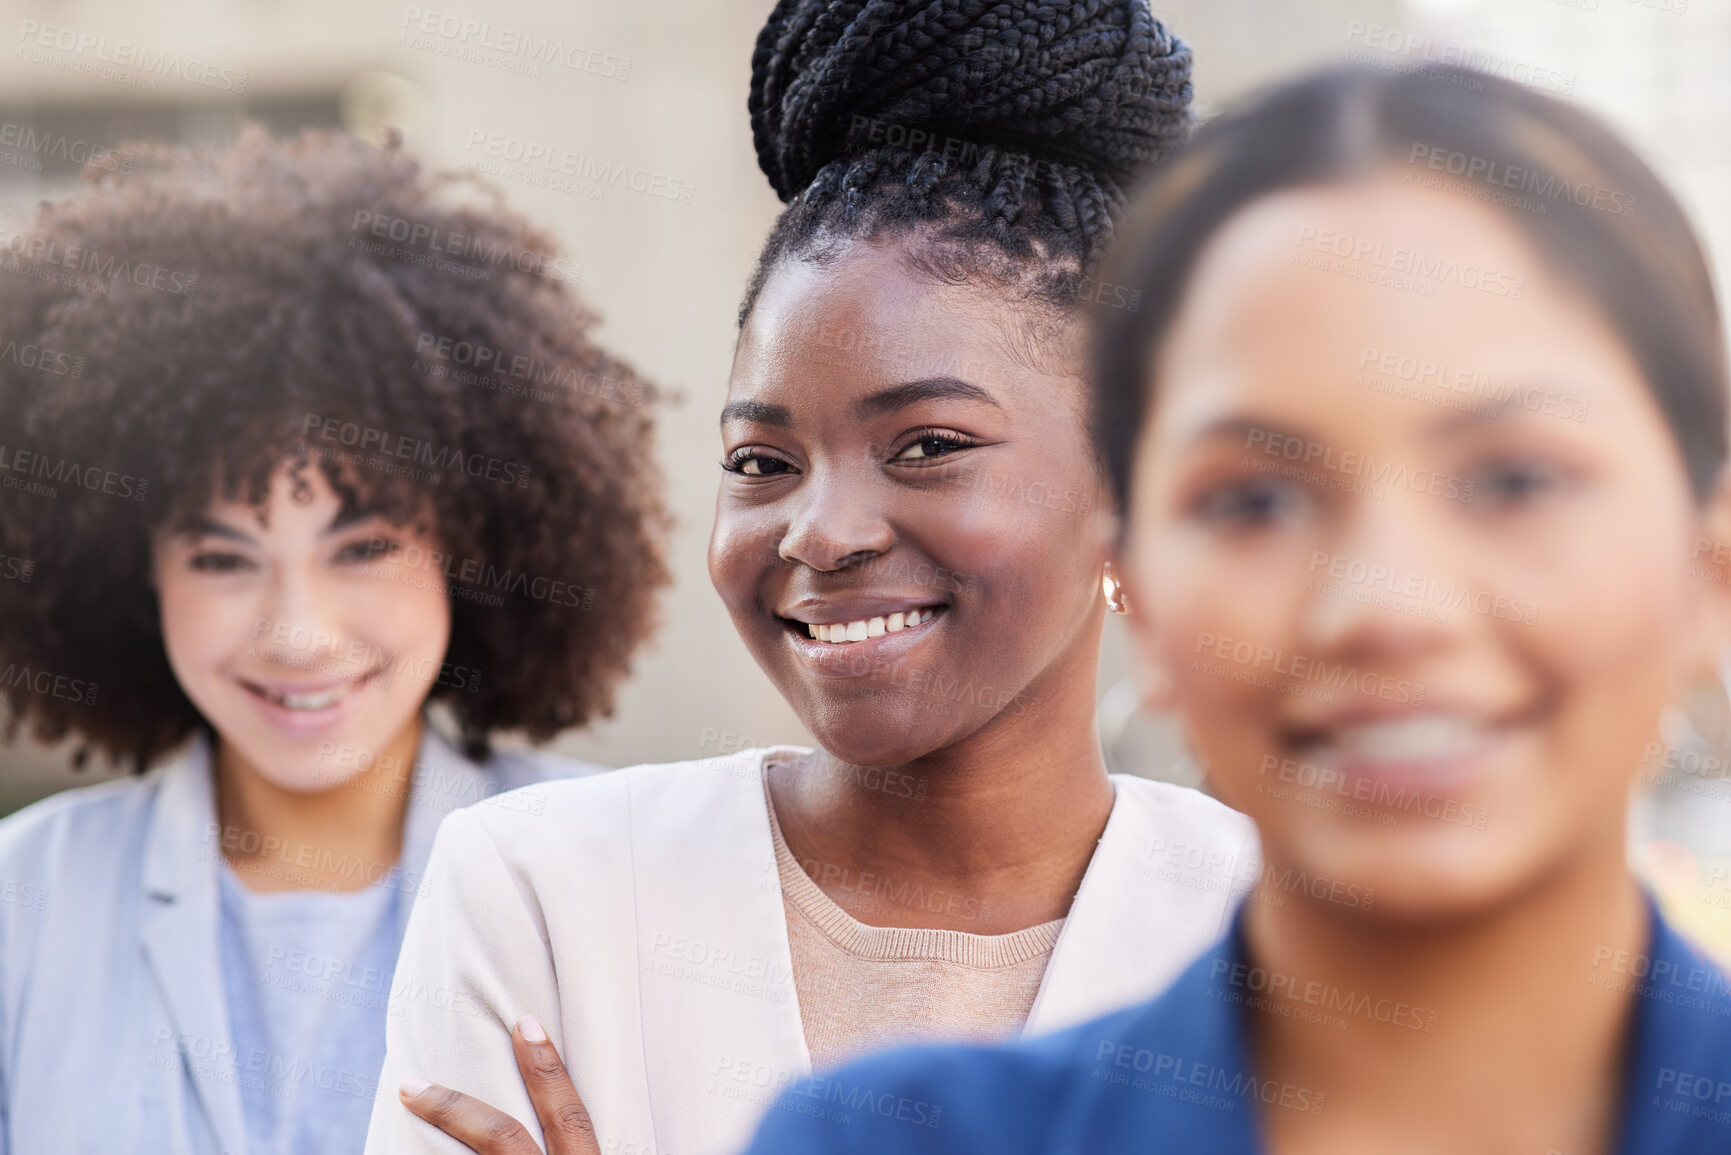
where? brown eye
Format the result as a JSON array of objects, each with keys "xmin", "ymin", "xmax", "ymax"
[
  {"xmin": 724, "ymin": 450, "xmax": 794, "ymax": 477},
  {"xmin": 337, "ymin": 538, "xmax": 397, "ymax": 563},
  {"xmin": 892, "ymin": 429, "xmax": 980, "ymax": 462},
  {"xmin": 1466, "ymin": 459, "xmax": 1568, "ymax": 508},
  {"xmin": 189, "ymin": 551, "xmax": 252, "ymax": 574},
  {"xmin": 1190, "ymin": 479, "xmax": 1307, "ymax": 528}
]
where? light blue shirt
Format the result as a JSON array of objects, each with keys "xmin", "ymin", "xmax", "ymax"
[
  {"xmin": 218, "ymin": 863, "xmax": 401, "ymax": 1155},
  {"xmin": 0, "ymin": 727, "xmax": 600, "ymax": 1155}
]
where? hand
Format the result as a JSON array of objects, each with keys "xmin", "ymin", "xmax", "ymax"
[{"xmin": 400, "ymin": 1015, "xmax": 600, "ymax": 1155}]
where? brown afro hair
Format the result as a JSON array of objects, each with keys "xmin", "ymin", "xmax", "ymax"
[{"xmin": 0, "ymin": 126, "xmax": 669, "ymax": 771}]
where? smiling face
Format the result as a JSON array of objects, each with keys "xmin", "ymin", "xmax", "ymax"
[
  {"xmin": 151, "ymin": 463, "xmax": 452, "ymax": 792},
  {"xmin": 1121, "ymin": 175, "xmax": 1731, "ymax": 917},
  {"xmin": 709, "ymin": 236, "xmax": 1112, "ymax": 768}
]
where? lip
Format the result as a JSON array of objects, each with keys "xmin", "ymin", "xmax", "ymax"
[
  {"xmin": 777, "ymin": 595, "xmax": 949, "ymax": 625},
  {"xmin": 236, "ymin": 670, "xmax": 379, "ymax": 736},
  {"xmin": 777, "ymin": 604, "xmax": 948, "ymax": 678},
  {"xmin": 1278, "ymin": 706, "xmax": 1531, "ymax": 798}
]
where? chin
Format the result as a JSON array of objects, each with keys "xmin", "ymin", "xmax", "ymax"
[
  {"xmin": 799, "ymin": 702, "xmax": 961, "ymax": 769},
  {"xmin": 210, "ymin": 716, "xmax": 387, "ymax": 795},
  {"xmin": 240, "ymin": 743, "xmax": 365, "ymax": 794},
  {"xmin": 806, "ymin": 727, "xmax": 933, "ymax": 769},
  {"xmin": 1288, "ymin": 827, "xmax": 1541, "ymax": 926}
]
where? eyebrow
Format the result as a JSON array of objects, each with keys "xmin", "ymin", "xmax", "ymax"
[
  {"xmin": 719, "ymin": 399, "xmax": 793, "ymax": 428},
  {"xmin": 179, "ymin": 516, "xmax": 255, "ymax": 544},
  {"xmin": 1186, "ymin": 416, "xmax": 1315, "ymax": 449},
  {"xmin": 1426, "ymin": 400, "xmax": 1515, "ymax": 436},
  {"xmin": 719, "ymin": 376, "xmax": 1004, "ymax": 430},
  {"xmin": 177, "ymin": 502, "xmax": 380, "ymax": 543},
  {"xmin": 855, "ymin": 377, "xmax": 1002, "ymax": 419}
]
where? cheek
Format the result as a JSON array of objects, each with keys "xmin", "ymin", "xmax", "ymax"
[
  {"xmin": 153, "ymin": 571, "xmax": 260, "ymax": 675},
  {"xmin": 1516, "ymin": 504, "xmax": 1694, "ymax": 788},
  {"xmin": 942, "ymin": 485, "xmax": 1103, "ymax": 602},
  {"xmin": 1131, "ymin": 529, "xmax": 1305, "ymax": 698},
  {"xmin": 355, "ymin": 576, "xmax": 451, "ymax": 663},
  {"xmin": 707, "ymin": 506, "xmax": 776, "ymax": 617}
]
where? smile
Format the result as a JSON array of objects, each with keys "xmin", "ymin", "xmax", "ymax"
[
  {"xmin": 239, "ymin": 673, "xmax": 377, "ymax": 712},
  {"xmin": 802, "ymin": 606, "xmax": 942, "ymax": 645},
  {"xmin": 1282, "ymin": 708, "xmax": 1525, "ymax": 797},
  {"xmin": 1306, "ymin": 715, "xmax": 1487, "ymax": 763}
]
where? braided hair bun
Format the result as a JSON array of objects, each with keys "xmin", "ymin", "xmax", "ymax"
[
  {"xmin": 751, "ymin": 0, "xmax": 1192, "ymax": 202},
  {"xmin": 742, "ymin": 0, "xmax": 1193, "ymax": 320}
]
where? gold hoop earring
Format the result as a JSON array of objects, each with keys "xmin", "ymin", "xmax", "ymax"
[{"xmin": 1102, "ymin": 563, "xmax": 1130, "ymax": 615}]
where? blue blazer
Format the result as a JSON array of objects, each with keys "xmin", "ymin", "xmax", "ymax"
[
  {"xmin": 741, "ymin": 897, "xmax": 1731, "ymax": 1154},
  {"xmin": 0, "ymin": 728, "xmax": 598, "ymax": 1155}
]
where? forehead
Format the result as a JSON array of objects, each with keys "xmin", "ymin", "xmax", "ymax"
[
  {"xmin": 186, "ymin": 461, "xmax": 381, "ymax": 534},
  {"xmin": 1148, "ymin": 176, "xmax": 1648, "ymax": 445},
  {"xmin": 731, "ymin": 239, "xmax": 1076, "ymax": 401}
]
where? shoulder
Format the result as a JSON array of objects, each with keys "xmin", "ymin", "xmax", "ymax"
[
  {"xmin": 482, "ymin": 746, "xmax": 608, "ymax": 791},
  {"xmin": 747, "ymin": 1000, "xmax": 1157, "ymax": 1155},
  {"xmin": 0, "ymin": 767, "xmax": 174, "ymax": 946},
  {"xmin": 745, "ymin": 1036, "xmax": 1085, "ymax": 1154},
  {"xmin": 0, "ymin": 766, "xmax": 166, "ymax": 871},
  {"xmin": 1592, "ymin": 906, "xmax": 1731, "ymax": 1150},
  {"xmin": 1106, "ymin": 774, "xmax": 1258, "ymax": 861},
  {"xmin": 1630, "ymin": 909, "xmax": 1731, "ymax": 1075},
  {"xmin": 1109, "ymin": 774, "xmax": 1251, "ymax": 831},
  {"xmin": 442, "ymin": 747, "xmax": 783, "ymax": 870}
]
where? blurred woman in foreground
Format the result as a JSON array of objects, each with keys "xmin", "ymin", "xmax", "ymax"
[{"xmin": 741, "ymin": 63, "xmax": 1731, "ymax": 1155}]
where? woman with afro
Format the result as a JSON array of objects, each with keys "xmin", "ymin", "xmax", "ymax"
[{"xmin": 0, "ymin": 127, "xmax": 667, "ymax": 1155}]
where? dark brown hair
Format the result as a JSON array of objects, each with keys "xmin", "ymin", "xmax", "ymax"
[
  {"xmin": 1093, "ymin": 64, "xmax": 1727, "ymax": 513},
  {"xmin": 0, "ymin": 127, "xmax": 669, "ymax": 770}
]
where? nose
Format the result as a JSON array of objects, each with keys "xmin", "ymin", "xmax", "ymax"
[
  {"xmin": 777, "ymin": 463, "xmax": 896, "ymax": 572},
  {"xmin": 251, "ymin": 563, "xmax": 348, "ymax": 670},
  {"xmin": 1298, "ymin": 490, "xmax": 1466, "ymax": 665}
]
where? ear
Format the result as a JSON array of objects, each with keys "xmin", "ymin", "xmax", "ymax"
[
  {"xmin": 1110, "ymin": 547, "xmax": 1178, "ymax": 712},
  {"xmin": 1682, "ymin": 468, "xmax": 1731, "ymax": 685}
]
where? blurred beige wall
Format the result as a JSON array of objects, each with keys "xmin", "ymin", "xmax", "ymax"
[{"xmin": 3, "ymin": 0, "xmax": 1726, "ymax": 813}]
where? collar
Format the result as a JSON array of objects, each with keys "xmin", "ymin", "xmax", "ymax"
[
  {"xmin": 398, "ymin": 726, "xmax": 493, "ymax": 890},
  {"xmin": 1023, "ymin": 774, "xmax": 1257, "ymax": 1036},
  {"xmin": 136, "ymin": 724, "xmax": 494, "ymax": 1155},
  {"xmin": 139, "ymin": 733, "xmax": 250, "ymax": 1155},
  {"xmin": 1088, "ymin": 891, "xmax": 1731, "ymax": 1153},
  {"xmin": 1613, "ymin": 895, "xmax": 1731, "ymax": 1152}
]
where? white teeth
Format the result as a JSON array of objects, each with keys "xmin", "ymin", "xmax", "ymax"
[
  {"xmin": 1326, "ymin": 716, "xmax": 1480, "ymax": 762},
  {"xmin": 804, "ymin": 608, "xmax": 938, "ymax": 645},
  {"xmin": 267, "ymin": 684, "xmax": 353, "ymax": 710}
]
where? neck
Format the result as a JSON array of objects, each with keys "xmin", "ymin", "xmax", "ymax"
[
  {"xmin": 213, "ymin": 717, "xmax": 420, "ymax": 894},
  {"xmin": 768, "ymin": 637, "xmax": 1115, "ymax": 935},
  {"xmin": 1250, "ymin": 838, "xmax": 1647, "ymax": 1155}
]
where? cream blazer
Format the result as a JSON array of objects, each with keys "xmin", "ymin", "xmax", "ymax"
[{"xmin": 363, "ymin": 748, "xmax": 1259, "ymax": 1155}]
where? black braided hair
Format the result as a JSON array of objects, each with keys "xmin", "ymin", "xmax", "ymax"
[{"xmin": 741, "ymin": 0, "xmax": 1193, "ymax": 323}]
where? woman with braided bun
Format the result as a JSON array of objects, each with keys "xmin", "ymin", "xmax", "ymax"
[{"xmin": 364, "ymin": 3, "xmax": 1255, "ymax": 1154}]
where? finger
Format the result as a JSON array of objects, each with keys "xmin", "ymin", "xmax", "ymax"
[
  {"xmin": 511, "ymin": 1015, "xmax": 601, "ymax": 1155},
  {"xmin": 400, "ymin": 1077, "xmax": 545, "ymax": 1155}
]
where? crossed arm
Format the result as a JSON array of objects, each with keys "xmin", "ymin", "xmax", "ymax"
[{"xmin": 399, "ymin": 1016, "xmax": 599, "ymax": 1155}]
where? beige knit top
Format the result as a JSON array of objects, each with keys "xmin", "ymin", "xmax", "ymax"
[{"xmin": 763, "ymin": 769, "xmax": 1066, "ymax": 1072}]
